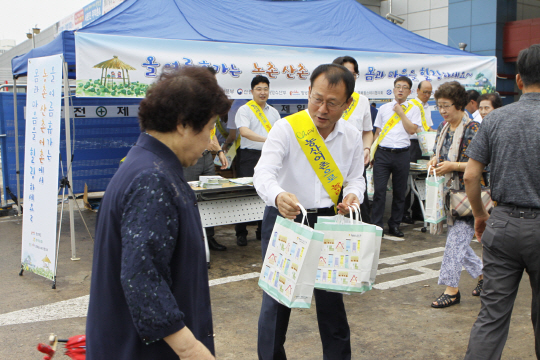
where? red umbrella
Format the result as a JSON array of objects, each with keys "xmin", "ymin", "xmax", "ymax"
[{"xmin": 37, "ymin": 335, "xmax": 86, "ymax": 360}]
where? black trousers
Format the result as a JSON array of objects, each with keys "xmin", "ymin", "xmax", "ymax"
[
  {"xmin": 371, "ymin": 148, "xmax": 410, "ymax": 229},
  {"xmin": 360, "ymin": 168, "xmax": 372, "ymax": 223},
  {"xmin": 183, "ymin": 151, "xmax": 216, "ymax": 238},
  {"xmin": 236, "ymin": 148, "xmax": 262, "ymax": 236},
  {"xmin": 257, "ymin": 206, "xmax": 351, "ymax": 360},
  {"xmin": 464, "ymin": 205, "xmax": 540, "ymax": 359},
  {"xmin": 404, "ymin": 139, "xmax": 426, "ymax": 219}
]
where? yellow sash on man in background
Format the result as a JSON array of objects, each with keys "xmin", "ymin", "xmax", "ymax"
[
  {"xmin": 370, "ymin": 103, "xmax": 414, "ymax": 161},
  {"xmin": 247, "ymin": 100, "xmax": 273, "ymax": 133},
  {"xmin": 341, "ymin": 92, "xmax": 360, "ymax": 121},
  {"xmin": 216, "ymin": 117, "xmax": 229, "ymax": 138},
  {"xmin": 286, "ymin": 110, "xmax": 344, "ymax": 206},
  {"xmin": 210, "ymin": 126, "xmax": 216, "ymax": 140},
  {"xmin": 410, "ymin": 99, "xmax": 430, "ymax": 131}
]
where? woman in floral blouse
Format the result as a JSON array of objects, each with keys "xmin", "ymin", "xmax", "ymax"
[{"xmin": 428, "ymin": 81, "xmax": 484, "ymax": 308}]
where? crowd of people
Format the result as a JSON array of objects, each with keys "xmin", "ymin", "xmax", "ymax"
[{"xmin": 85, "ymin": 44, "xmax": 540, "ymax": 359}]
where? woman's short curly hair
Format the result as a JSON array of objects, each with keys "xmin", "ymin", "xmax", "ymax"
[
  {"xmin": 434, "ymin": 81, "xmax": 468, "ymax": 111},
  {"xmin": 138, "ymin": 66, "xmax": 231, "ymax": 134},
  {"xmin": 477, "ymin": 92, "xmax": 503, "ymax": 109}
]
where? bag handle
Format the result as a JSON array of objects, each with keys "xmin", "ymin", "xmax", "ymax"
[
  {"xmin": 349, "ymin": 203, "xmax": 362, "ymax": 223},
  {"xmin": 427, "ymin": 165, "xmax": 437, "ymax": 181},
  {"xmin": 296, "ymin": 203, "xmax": 309, "ymax": 227}
]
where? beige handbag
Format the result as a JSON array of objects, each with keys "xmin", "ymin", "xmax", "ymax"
[{"xmin": 448, "ymin": 189, "xmax": 494, "ymax": 217}]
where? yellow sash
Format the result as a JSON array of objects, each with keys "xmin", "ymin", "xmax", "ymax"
[
  {"xmin": 410, "ymin": 99, "xmax": 430, "ymax": 131},
  {"xmin": 210, "ymin": 125, "xmax": 216, "ymax": 140},
  {"xmin": 341, "ymin": 92, "xmax": 360, "ymax": 121},
  {"xmin": 247, "ymin": 100, "xmax": 272, "ymax": 133},
  {"xmin": 286, "ymin": 110, "xmax": 344, "ymax": 206},
  {"xmin": 370, "ymin": 103, "xmax": 414, "ymax": 161},
  {"xmin": 216, "ymin": 117, "xmax": 229, "ymax": 138}
]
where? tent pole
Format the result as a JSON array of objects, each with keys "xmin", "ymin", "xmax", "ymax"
[
  {"xmin": 12, "ymin": 77, "xmax": 21, "ymax": 216},
  {"xmin": 62, "ymin": 60, "xmax": 78, "ymax": 261},
  {"xmin": 122, "ymin": 69, "xmax": 125, "ymax": 86}
]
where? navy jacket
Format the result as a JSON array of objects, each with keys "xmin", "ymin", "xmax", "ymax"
[{"xmin": 86, "ymin": 133, "xmax": 214, "ymax": 359}]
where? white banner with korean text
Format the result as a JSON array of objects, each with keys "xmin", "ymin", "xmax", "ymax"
[
  {"xmin": 21, "ymin": 54, "xmax": 63, "ymax": 281},
  {"xmin": 75, "ymin": 33, "xmax": 496, "ymax": 100}
]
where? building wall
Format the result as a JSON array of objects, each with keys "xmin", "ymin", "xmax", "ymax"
[
  {"xmin": 517, "ymin": 0, "xmax": 540, "ymax": 20},
  {"xmin": 356, "ymin": 0, "xmax": 382, "ymax": 14},
  {"xmin": 380, "ymin": 0, "xmax": 449, "ymax": 45}
]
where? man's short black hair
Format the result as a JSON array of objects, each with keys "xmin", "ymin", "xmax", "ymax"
[
  {"xmin": 206, "ymin": 66, "xmax": 217, "ymax": 76},
  {"xmin": 251, "ymin": 75, "xmax": 270, "ymax": 90},
  {"xmin": 371, "ymin": 102, "xmax": 376, "ymax": 107},
  {"xmin": 310, "ymin": 64, "xmax": 355, "ymax": 101},
  {"xmin": 332, "ymin": 56, "xmax": 359, "ymax": 74},
  {"xmin": 517, "ymin": 44, "xmax": 540, "ymax": 87},
  {"xmin": 394, "ymin": 76, "xmax": 412, "ymax": 89},
  {"xmin": 467, "ymin": 90, "xmax": 480, "ymax": 103}
]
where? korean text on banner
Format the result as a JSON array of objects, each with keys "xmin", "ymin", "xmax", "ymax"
[
  {"xmin": 424, "ymin": 166, "xmax": 447, "ymax": 224},
  {"xmin": 259, "ymin": 209, "xmax": 324, "ymax": 309},
  {"xmin": 75, "ymin": 32, "xmax": 496, "ymax": 100},
  {"xmin": 314, "ymin": 211, "xmax": 382, "ymax": 294},
  {"xmin": 21, "ymin": 54, "xmax": 63, "ymax": 281}
]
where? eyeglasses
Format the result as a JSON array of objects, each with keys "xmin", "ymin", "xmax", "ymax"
[
  {"xmin": 254, "ymin": 87, "xmax": 269, "ymax": 92},
  {"xmin": 421, "ymin": 90, "xmax": 433, "ymax": 95},
  {"xmin": 437, "ymin": 103, "xmax": 454, "ymax": 109},
  {"xmin": 394, "ymin": 85, "xmax": 410, "ymax": 91},
  {"xmin": 309, "ymin": 94, "xmax": 347, "ymax": 110},
  {"xmin": 352, "ymin": 73, "xmax": 359, "ymax": 80}
]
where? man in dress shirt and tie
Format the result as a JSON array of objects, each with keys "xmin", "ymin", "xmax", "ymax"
[
  {"xmin": 235, "ymin": 75, "xmax": 281, "ymax": 246},
  {"xmin": 403, "ymin": 80, "xmax": 435, "ymax": 224},
  {"xmin": 332, "ymin": 56, "xmax": 374, "ymax": 223},
  {"xmin": 254, "ymin": 64, "xmax": 365, "ymax": 360},
  {"xmin": 371, "ymin": 76, "xmax": 423, "ymax": 237}
]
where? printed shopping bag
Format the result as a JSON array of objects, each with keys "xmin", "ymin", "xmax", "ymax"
[
  {"xmin": 366, "ymin": 168, "xmax": 375, "ymax": 198},
  {"xmin": 424, "ymin": 166, "xmax": 446, "ymax": 224},
  {"xmin": 314, "ymin": 206, "xmax": 382, "ymax": 294},
  {"xmin": 418, "ymin": 131, "xmax": 437, "ymax": 157},
  {"xmin": 259, "ymin": 205, "xmax": 324, "ymax": 308}
]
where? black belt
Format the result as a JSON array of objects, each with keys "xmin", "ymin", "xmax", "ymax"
[
  {"xmin": 378, "ymin": 146, "xmax": 410, "ymax": 153},
  {"xmin": 411, "ymin": 139, "xmax": 419, "ymax": 142},
  {"xmin": 498, "ymin": 203, "xmax": 540, "ymax": 219},
  {"xmin": 305, "ymin": 206, "xmax": 335, "ymax": 214}
]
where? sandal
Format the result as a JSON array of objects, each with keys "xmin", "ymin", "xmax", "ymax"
[
  {"xmin": 472, "ymin": 279, "xmax": 483, "ymax": 296},
  {"xmin": 431, "ymin": 291, "xmax": 461, "ymax": 308}
]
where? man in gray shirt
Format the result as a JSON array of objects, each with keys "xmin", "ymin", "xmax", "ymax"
[{"xmin": 463, "ymin": 44, "xmax": 540, "ymax": 359}]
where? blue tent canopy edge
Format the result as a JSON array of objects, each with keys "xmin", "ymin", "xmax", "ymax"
[{"xmin": 12, "ymin": 0, "xmax": 473, "ymax": 78}]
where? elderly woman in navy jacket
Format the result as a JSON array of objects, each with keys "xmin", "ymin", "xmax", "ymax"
[{"xmin": 86, "ymin": 66, "xmax": 231, "ymax": 360}]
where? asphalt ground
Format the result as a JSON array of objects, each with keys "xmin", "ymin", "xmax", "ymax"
[{"xmin": 0, "ymin": 202, "xmax": 536, "ymax": 359}]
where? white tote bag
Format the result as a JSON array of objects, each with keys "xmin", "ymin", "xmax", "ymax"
[
  {"xmin": 314, "ymin": 206, "xmax": 382, "ymax": 294},
  {"xmin": 259, "ymin": 205, "xmax": 324, "ymax": 308},
  {"xmin": 366, "ymin": 168, "xmax": 375, "ymax": 198},
  {"xmin": 424, "ymin": 166, "xmax": 446, "ymax": 224},
  {"xmin": 417, "ymin": 131, "xmax": 437, "ymax": 157}
]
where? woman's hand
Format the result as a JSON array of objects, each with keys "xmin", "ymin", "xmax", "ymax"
[{"xmin": 434, "ymin": 161, "xmax": 456, "ymax": 176}]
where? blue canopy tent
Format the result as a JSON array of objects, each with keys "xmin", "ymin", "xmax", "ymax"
[
  {"xmin": 6, "ymin": 0, "xmax": 479, "ymax": 211},
  {"xmin": 12, "ymin": 0, "xmax": 472, "ymax": 78}
]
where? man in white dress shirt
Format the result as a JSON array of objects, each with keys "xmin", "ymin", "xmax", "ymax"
[
  {"xmin": 371, "ymin": 76, "xmax": 423, "ymax": 237},
  {"xmin": 254, "ymin": 64, "xmax": 365, "ymax": 360},
  {"xmin": 465, "ymin": 89, "xmax": 482, "ymax": 123},
  {"xmin": 235, "ymin": 76, "xmax": 281, "ymax": 246},
  {"xmin": 403, "ymin": 80, "xmax": 435, "ymax": 224},
  {"xmin": 332, "ymin": 56, "xmax": 374, "ymax": 223}
]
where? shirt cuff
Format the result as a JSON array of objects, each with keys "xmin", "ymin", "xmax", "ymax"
[
  {"xmin": 343, "ymin": 186, "xmax": 364, "ymax": 205},
  {"xmin": 267, "ymin": 184, "xmax": 287, "ymax": 208}
]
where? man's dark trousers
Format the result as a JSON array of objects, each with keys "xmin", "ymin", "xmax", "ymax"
[
  {"xmin": 257, "ymin": 206, "xmax": 351, "ymax": 360},
  {"xmin": 371, "ymin": 148, "xmax": 410, "ymax": 230},
  {"xmin": 360, "ymin": 168, "xmax": 371, "ymax": 223},
  {"xmin": 235, "ymin": 148, "xmax": 262, "ymax": 237},
  {"xmin": 464, "ymin": 205, "xmax": 540, "ymax": 359},
  {"xmin": 403, "ymin": 139, "xmax": 425, "ymax": 220}
]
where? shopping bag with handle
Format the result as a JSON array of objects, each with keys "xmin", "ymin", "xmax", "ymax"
[
  {"xmin": 314, "ymin": 205, "xmax": 382, "ymax": 294},
  {"xmin": 424, "ymin": 166, "xmax": 446, "ymax": 224},
  {"xmin": 258, "ymin": 204, "xmax": 324, "ymax": 308},
  {"xmin": 418, "ymin": 131, "xmax": 437, "ymax": 157},
  {"xmin": 366, "ymin": 168, "xmax": 375, "ymax": 198}
]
